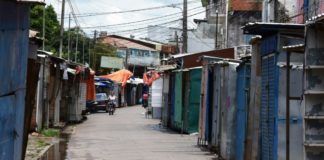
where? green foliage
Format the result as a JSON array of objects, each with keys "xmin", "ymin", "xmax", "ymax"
[
  {"xmin": 90, "ymin": 43, "xmax": 117, "ymax": 73},
  {"xmin": 30, "ymin": 5, "xmax": 117, "ymax": 69},
  {"xmin": 41, "ymin": 129, "xmax": 60, "ymax": 137},
  {"xmin": 30, "ymin": 5, "xmax": 60, "ymax": 53},
  {"xmin": 36, "ymin": 140, "xmax": 50, "ymax": 148}
]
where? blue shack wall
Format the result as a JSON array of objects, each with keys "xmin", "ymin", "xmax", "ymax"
[
  {"xmin": 260, "ymin": 34, "xmax": 280, "ymax": 160},
  {"xmin": 259, "ymin": 34, "xmax": 304, "ymax": 160},
  {"xmin": 0, "ymin": 2, "xmax": 31, "ymax": 160},
  {"xmin": 235, "ymin": 61, "xmax": 251, "ymax": 160}
]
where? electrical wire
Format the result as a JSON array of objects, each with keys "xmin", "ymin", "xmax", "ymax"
[
  {"xmin": 81, "ymin": 6, "xmax": 203, "ymax": 29},
  {"xmin": 58, "ymin": 0, "xmax": 201, "ymax": 18},
  {"xmin": 105, "ymin": 9, "xmax": 206, "ymax": 35}
]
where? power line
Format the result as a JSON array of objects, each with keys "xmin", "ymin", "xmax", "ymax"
[
  {"xmin": 84, "ymin": 9, "xmax": 205, "ymax": 32},
  {"xmin": 81, "ymin": 6, "xmax": 203, "ymax": 29},
  {"xmin": 106, "ymin": 9, "xmax": 206, "ymax": 35},
  {"xmin": 58, "ymin": 0, "xmax": 201, "ymax": 18}
]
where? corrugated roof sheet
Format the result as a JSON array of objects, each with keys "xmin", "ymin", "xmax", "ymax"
[
  {"xmin": 242, "ymin": 22, "xmax": 304, "ymax": 36},
  {"xmin": 101, "ymin": 36, "xmax": 156, "ymax": 51},
  {"xmin": 306, "ymin": 13, "xmax": 324, "ymax": 25},
  {"xmin": 169, "ymin": 48, "xmax": 235, "ymax": 69},
  {"xmin": 16, "ymin": 0, "xmax": 45, "ymax": 3},
  {"xmin": 282, "ymin": 44, "xmax": 305, "ymax": 53}
]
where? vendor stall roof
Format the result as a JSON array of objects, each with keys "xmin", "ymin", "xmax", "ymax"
[
  {"xmin": 169, "ymin": 48, "xmax": 235, "ymax": 69},
  {"xmin": 242, "ymin": 22, "xmax": 304, "ymax": 36},
  {"xmin": 306, "ymin": 13, "xmax": 324, "ymax": 24},
  {"xmin": 282, "ymin": 44, "xmax": 305, "ymax": 54}
]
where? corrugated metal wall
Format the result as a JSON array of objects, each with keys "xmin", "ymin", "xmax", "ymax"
[
  {"xmin": 244, "ymin": 39, "xmax": 262, "ymax": 160},
  {"xmin": 261, "ymin": 53, "xmax": 278, "ymax": 160},
  {"xmin": 173, "ymin": 72, "xmax": 183, "ymax": 130},
  {"xmin": 235, "ymin": 60, "xmax": 251, "ymax": 160},
  {"xmin": 214, "ymin": 61, "xmax": 239, "ymax": 160},
  {"xmin": 161, "ymin": 73, "xmax": 170, "ymax": 127},
  {"xmin": 0, "ymin": 2, "xmax": 31, "ymax": 160}
]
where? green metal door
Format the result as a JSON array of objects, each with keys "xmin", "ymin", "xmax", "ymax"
[
  {"xmin": 187, "ymin": 68, "xmax": 202, "ymax": 133},
  {"xmin": 174, "ymin": 72, "xmax": 183, "ymax": 129}
]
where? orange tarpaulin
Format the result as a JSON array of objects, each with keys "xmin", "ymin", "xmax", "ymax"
[
  {"xmin": 98, "ymin": 69, "xmax": 133, "ymax": 87},
  {"xmin": 86, "ymin": 69, "xmax": 96, "ymax": 101},
  {"xmin": 143, "ymin": 71, "xmax": 160, "ymax": 86}
]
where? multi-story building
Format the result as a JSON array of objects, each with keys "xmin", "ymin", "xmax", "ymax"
[
  {"xmin": 147, "ymin": 24, "xmax": 215, "ymax": 53},
  {"xmin": 203, "ymin": 0, "xmax": 262, "ymax": 49},
  {"xmin": 99, "ymin": 35, "xmax": 160, "ymax": 77}
]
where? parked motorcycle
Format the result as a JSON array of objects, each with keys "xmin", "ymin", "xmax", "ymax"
[{"xmin": 107, "ymin": 100, "xmax": 115, "ymax": 115}]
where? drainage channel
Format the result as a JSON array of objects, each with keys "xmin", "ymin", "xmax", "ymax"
[{"xmin": 38, "ymin": 133, "xmax": 69, "ymax": 160}]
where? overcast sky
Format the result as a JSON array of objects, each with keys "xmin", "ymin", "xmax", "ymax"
[{"xmin": 45, "ymin": 0, "xmax": 206, "ymax": 38}]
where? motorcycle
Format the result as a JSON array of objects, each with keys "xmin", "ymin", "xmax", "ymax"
[{"xmin": 107, "ymin": 100, "xmax": 115, "ymax": 115}]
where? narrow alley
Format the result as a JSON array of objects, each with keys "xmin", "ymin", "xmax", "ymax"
[{"xmin": 66, "ymin": 106, "xmax": 215, "ymax": 160}]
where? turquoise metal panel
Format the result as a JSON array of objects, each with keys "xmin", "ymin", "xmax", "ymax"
[
  {"xmin": 174, "ymin": 72, "xmax": 183, "ymax": 130},
  {"xmin": 187, "ymin": 68, "xmax": 202, "ymax": 134}
]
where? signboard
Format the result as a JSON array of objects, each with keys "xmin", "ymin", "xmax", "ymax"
[{"xmin": 100, "ymin": 56, "xmax": 124, "ymax": 69}]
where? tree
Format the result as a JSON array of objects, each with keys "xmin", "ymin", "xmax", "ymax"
[
  {"xmin": 30, "ymin": 5, "xmax": 60, "ymax": 54},
  {"xmin": 90, "ymin": 43, "xmax": 117, "ymax": 73}
]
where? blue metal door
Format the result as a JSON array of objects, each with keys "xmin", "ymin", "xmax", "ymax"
[
  {"xmin": 235, "ymin": 62, "xmax": 251, "ymax": 160},
  {"xmin": 205, "ymin": 69, "xmax": 213, "ymax": 141},
  {"xmin": 261, "ymin": 53, "xmax": 278, "ymax": 160}
]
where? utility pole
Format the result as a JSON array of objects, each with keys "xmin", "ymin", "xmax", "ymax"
[
  {"xmin": 88, "ymin": 40, "xmax": 91, "ymax": 67},
  {"xmin": 182, "ymin": 0, "xmax": 188, "ymax": 53},
  {"xmin": 175, "ymin": 31, "xmax": 179, "ymax": 53},
  {"xmin": 82, "ymin": 37, "xmax": 85, "ymax": 64},
  {"xmin": 92, "ymin": 30, "xmax": 97, "ymax": 70},
  {"xmin": 67, "ymin": 13, "xmax": 71, "ymax": 61},
  {"xmin": 42, "ymin": 5, "xmax": 46, "ymax": 50},
  {"xmin": 225, "ymin": 0, "xmax": 229, "ymax": 48},
  {"xmin": 75, "ymin": 29, "xmax": 79, "ymax": 62},
  {"xmin": 215, "ymin": 9, "xmax": 218, "ymax": 49},
  {"xmin": 59, "ymin": 0, "xmax": 66, "ymax": 58}
]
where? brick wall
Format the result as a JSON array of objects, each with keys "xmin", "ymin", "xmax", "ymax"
[{"xmin": 230, "ymin": 0, "xmax": 262, "ymax": 11}]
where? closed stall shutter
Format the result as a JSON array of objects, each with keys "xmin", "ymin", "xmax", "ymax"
[
  {"xmin": 188, "ymin": 69, "xmax": 202, "ymax": 134},
  {"xmin": 235, "ymin": 62, "xmax": 251, "ymax": 160},
  {"xmin": 261, "ymin": 53, "xmax": 277, "ymax": 160}
]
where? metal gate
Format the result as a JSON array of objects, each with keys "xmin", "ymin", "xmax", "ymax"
[
  {"xmin": 235, "ymin": 61, "xmax": 251, "ymax": 160},
  {"xmin": 261, "ymin": 53, "xmax": 278, "ymax": 160},
  {"xmin": 187, "ymin": 68, "xmax": 202, "ymax": 134}
]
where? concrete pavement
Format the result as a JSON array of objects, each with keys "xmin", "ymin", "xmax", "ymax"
[{"xmin": 66, "ymin": 105, "xmax": 215, "ymax": 160}]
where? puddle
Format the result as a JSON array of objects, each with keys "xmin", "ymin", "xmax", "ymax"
[{"xmin": 38, "ymin": 133, "xmax": 69, "ymax": 160}]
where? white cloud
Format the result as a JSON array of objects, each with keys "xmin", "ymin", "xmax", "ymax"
[{"xmin": 45, "ymin": 0, "xmax": 205, "ymax": 38}]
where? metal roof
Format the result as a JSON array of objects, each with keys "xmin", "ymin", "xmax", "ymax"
[
  {"xmin": 282, "ymin": 44, "xmax": 305, "ymax": 53},
  {"xmin": 306, "ymin": 13, "xmax": 324, "ymax": 25},
  {"xmin": 100, "ymin": 36, "xmax": 157, "ymax": 51},
  {"xmin": 169, "ymin": 48, "xmax": 235, "ymax": 69},
  {"xmin": 16, "ymin": 0, "xmax": 45, "ymax": 4},
  {"xmin": 242, "ymin": 22, "xmax": 305, "ymax": 36}
]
